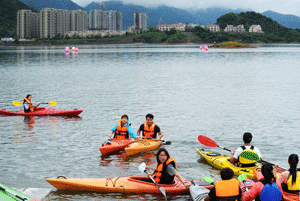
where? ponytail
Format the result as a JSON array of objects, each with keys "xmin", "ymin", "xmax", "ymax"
[
  {"xmin": 261, "ymin": 163, "xmax": 275, "ymax": 185},
  {"xmin": 288, "ymin": 154, "xmax": 299, "ymax": 185}
]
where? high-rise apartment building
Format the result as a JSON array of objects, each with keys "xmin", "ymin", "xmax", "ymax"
[
  {"xmin": 134, "ymin": 12, "xmax": 147, "ymax": 31},
  {"xmin": 56, "ymin": 9, "xmax": 70, "ymax": 36},
  {"xmin": 40, "ymin": 8, "xmax": 56, "ymax": 38},
  {"xmin": 89, "ymin": 10, "xmax": 122, "ymax": 31},
  {"xmin": 70, "ymin": 10, "xmax": 88, "ymax": 32},
  {"xmin": 17, "ymin": 10, "xmax": 34, "ymax": 38}
]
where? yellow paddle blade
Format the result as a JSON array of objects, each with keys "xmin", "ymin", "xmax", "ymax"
[
  {"xmin": 48, "ymin": 101, "xmax": 57, "ymax": 106},
  {"xmin": 12, "ymin": 101, "xmax": 23, "ymax": 106}
]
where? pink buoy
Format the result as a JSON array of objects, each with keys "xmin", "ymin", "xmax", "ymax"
[
  {"xmin": 65, "ymin": 47, "xmax": 69, "ymax": 53},
  {"xmin": 75, "ymin": 47, "xmax": 78, "ymax": 53},
  {"xmin": 200, "ymin": 46, "xmax": 202, "ymax": 50}
]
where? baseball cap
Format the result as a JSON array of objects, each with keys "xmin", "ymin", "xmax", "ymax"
[{"xmin": 243, "ymin": 132, "xmax": 252, "ymax": 142}]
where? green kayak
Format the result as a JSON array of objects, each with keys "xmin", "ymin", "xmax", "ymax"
[{"xmin": 0, "ymin": 182, "xmax": 33, "ymax": 201}]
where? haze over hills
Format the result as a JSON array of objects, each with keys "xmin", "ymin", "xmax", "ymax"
[
  {"xmin": 261, "ymin": 10, "xmax": 300, "ymax": 29},
  {"xmin": 18, "ymin": 0, "xmax": 83, "ymax": 11}
]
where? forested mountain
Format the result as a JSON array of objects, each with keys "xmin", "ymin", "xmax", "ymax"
[
  {"xmin": 262, "ymin": 10, "xmax": 300, "ymax": 29},
  {"xmin": 18, "ymin": 0, "xmax": 83, "ymax": 11},
  {"xmin": 0, "ymin": 0, "xmax": 36, "ymax": 38}
]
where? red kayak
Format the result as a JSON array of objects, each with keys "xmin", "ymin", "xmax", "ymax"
[
  {"xmin": 0, "ymin": 107, "xmax": 82, "ymax": 116},
  {"xmin": 253, "ymin": 169, "xmax": 299, "ymax": 201},
  {"xmin": 99, "ymin": 138, "xmax": 135, "ymax": 155}
]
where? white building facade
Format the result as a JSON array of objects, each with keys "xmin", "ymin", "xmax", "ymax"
[{"xmin": 134, "ymin": 12, "xmax": 147, "ymax": 31}]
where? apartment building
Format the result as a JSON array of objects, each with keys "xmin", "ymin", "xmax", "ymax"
[
  {"xmin": 17, "ymin": 10, "xmax": 34, "ymax": 38},
  {"xmin": 157, "ymin": 23, "xmax": 186, "ymax": 32},
  {"xmin": 206, "ymin": 24, "xmax": 220, "ymax": 32},
  {"xmin": 70, "ymin": 10, "xmax": 88, "ymax": 32},
  {"xmin": 89, "ymin": 10, "xmax": 122, "ymax": 31},
  {"xmin": 134, "ymin": 12, "xmax": 147, "ymax": 31}
]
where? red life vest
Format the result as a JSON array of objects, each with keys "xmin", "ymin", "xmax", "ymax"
[
  {"xmin": 23, "ymin": 97, "xmax": 34, "ymax": 112},
  {"xmin": 143, "ymin": 122, "xmax": 156, "ymax": 138},
  {"xmin": 215, "ymin": 178, "xmax": 240, "ymax": 201},
  {"xmin": 154, "ymin": 157, "xmax": 177, "ymax": 184},
  {"xmin": 114, "ymin": 120, "xmax": 129, "ymax": 139}
]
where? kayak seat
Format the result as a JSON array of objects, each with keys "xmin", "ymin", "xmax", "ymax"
[{"xmin": 206, "ymin": 152, "xmax": 221, "ymax": 156}]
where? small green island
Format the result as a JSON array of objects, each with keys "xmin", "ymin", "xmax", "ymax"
[{"xmin": 210, "ymin": 41, "xmax": 255, "ymax": 48}]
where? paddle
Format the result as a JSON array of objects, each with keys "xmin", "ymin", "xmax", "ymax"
[
  {"xmin": 237, "ymin": 172, "xmax": 248, "ymax": 191},
  {"xmin": 0, "ymin": 186, "xmax": 29, "ymax": 201},
  {"xmin": 198, "ymin": 135, "xmax": 231, "ymax": 152},
  {"xmin": 140, "ymin": 136, "xmax": 171, "ymax": 145},
  {"xmin": 201, "ymin": 177, "xmax": 215, "ymax": 185},
  {"xmin": 139, "ymin": 162, "xmax": 167, "ymax": 201},
  {"xmin": 12, "ymin": 100, "xmax": 57, "ymax": 106}
]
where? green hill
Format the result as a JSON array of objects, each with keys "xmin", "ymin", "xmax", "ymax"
[
  {"xmin": 216, "ymin": 11, "xmax": 300, "ymax": 42},
  {"xmin": 0, "ymin": 0, "xmax": 36, "ymax": 38}
]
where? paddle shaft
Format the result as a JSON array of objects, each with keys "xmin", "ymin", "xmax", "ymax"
[{"xmin": 144, "ymin": 169, "xmax": 167, "ymax": 200}]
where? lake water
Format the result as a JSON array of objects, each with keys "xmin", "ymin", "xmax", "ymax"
[{"xmin": 0, "ymin": 44, "xmax": 300, "ymax": 200}]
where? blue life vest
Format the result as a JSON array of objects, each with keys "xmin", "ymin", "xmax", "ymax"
[{"xmin": 259, "ymin": 182, "xmax": 282, "ymax": 201}]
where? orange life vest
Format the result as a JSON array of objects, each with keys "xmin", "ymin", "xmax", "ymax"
[
  {"xmin": 215, "ymin": 178, "xmax": 240, "ymax": 200},
  {"xmin": 143, "ymin": 122, "xmax": 156, "ymax": 138},
  {"xmin": 154, "ymin": 157, "xmax": 177, "ymax": 184},
  {"xmin": 114, "ymin": 120, "xmax": 129, "ymax": 139},
  {"xmin": 23, "ymin": 97, "xmax": 34, "ymax": 112}
]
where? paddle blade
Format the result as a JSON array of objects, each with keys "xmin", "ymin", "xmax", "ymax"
[
  {"xmin": 201, "ymin": 177, "xmax": 215, "ymax": 184},
  {"xmin": 139, "ymin": 162, "xmax": 147, "ymax": 173},
  {"xmin": 198, "ymin": 135, "xmax": 218, "ymax": 147},
  {"xmin": 48, "ymin": 101, "xmax": 57, "ymax": 106},
  {"xmin": 12, "ymin": 101, "xmax": 22, "ymax": 106},
  {"xmin": 159, "ymin": 187, "xmax": 167, "ymax": 198},
  {"xmin": 238, "ymin": 172, "xmax": 247, "ymax": 182},
  {"xmin": 240, "ymin": 151, "xmax": 261, "ymax": 162}
]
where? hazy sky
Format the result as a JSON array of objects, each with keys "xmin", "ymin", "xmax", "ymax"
[{"xmin": 72, "ymin": 0, "xmax": 300, "ymax": 16}]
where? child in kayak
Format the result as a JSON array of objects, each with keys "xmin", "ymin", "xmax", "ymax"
[
  {"xmin": 23, "ymin": 94, "xmax": 41, "ymax": 112},
  {"xmin": 230, "ymin": 132, "xmax": 262, "ymax": 167},
  {"xmin": 108, "ymin": 114, "xmax": 137, "ymax": 140},
  {"xmin": 243, "ymin": 163, "xmax": 284, "ymax": 201},
  {"xmin": 278, "ymin": 154, "xmax": 300, "ymax": 194},
  {"xmin": 204, "ymin": 167, "xmax": 243, "ymax": 201},
  {"xmin": 137, "ymin": 114, "xmax": 163, "ymax": 140},
  {"xmin": 147, "ymin": 148, "xmax": 190, "ymax": 188}
]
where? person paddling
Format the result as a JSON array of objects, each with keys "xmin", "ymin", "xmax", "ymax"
[
  {"xmin": 230, "ymin": 132, "xmax": 263, "ymax": 167},
  {"xmin": 23, "ymin": 94, "xmax": 41, "ymax": 112},
  {"xmin": 147, "ymin": 148, "xmax": 190, "ymax": 188},
  {"xmin": 278, "ymin": 154, "xmax": 300, "ymax": 194},
  {"xmin": 244, "ymin": 163, "xmax": 284, "ymax": 201},
  {"xmin": 137, "ymin": 114, "xmax": 163, "ymax": 140},
  {"xmin": 204, "ymin": 167, "xmax": 243, "ymax": 201},
  {"xmin": 108, "ymin": 114, "xmax": 137, "ymax": 140}
]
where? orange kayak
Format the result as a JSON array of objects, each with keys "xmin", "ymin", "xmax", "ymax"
[
  {"xmin": 253, "ymin": 169, "xmax": 299, "ymax": 201},
  {"xmin": 46, "ymin": 176, "xmax": 213, "ymax": 195},
  {"xmin": 99, "ymin": 138, "xmax": 135, "ymax": 155},
  {"xmin": 124, "ymin": 139, "xmax": 162, "ymax": 156}
]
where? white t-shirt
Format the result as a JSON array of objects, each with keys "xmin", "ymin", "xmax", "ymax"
[{"xmin": 233, "ymin": 145, "xmax": 262, "ymax": 160}]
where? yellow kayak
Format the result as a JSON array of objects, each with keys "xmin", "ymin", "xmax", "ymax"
[
  {"xmin": 125, "ymin": 139, "xmax": 162, "ymax": 156},
  {"xmin": 197, "ymin": 149, "xmax": 261, "ymax": 179}
]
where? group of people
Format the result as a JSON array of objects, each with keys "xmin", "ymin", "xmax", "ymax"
[
  {"xmin": 25, "ymin": 96, "xmax": 299, "ymax": 200},
  {"xmin": 205, "ymin": 132, "xmax": 299, "ymax": 201}
]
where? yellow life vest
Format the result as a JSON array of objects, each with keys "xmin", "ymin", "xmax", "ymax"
[
  {"xmin": 287, "ymin": 171, "xmax": 300, "ymax": 191},
  {"xmin": 239, "ymin": 145, "xmax": 257, "ymax": 167},
  {"xmin": 215, "ymin": 178, "xmax": 240, "ymax": 200}
]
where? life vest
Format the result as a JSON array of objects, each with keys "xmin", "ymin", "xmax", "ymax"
[
  {"xmin": 114, "ymin": 120, "xmax": 129, "ymax": 139},
  {"xmin": 154, "ymin": 157, "xmax": 177, "ymax": 184},
  {"xmin": 143, "ymin": 122, "xmax": 157, "ymax": 139},
  {"xmin": 287, "ymin": 171, "xmax": 300, "ymax": 192},
  {"xmin": 23, "ymin": 97, "xmax": 34, "ymax": 112},
  {"xmin": 259, "ymin": 181, "xmax": 283, "ymax": 201},
  {"xmin": 239, "ymin": 145, "xmax": 257, "ymax": 167},
  {"xmin": 215, "ymin": 178, "xmax": 240, "ymax": 201}
]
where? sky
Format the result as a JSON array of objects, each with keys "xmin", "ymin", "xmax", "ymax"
[{"xmin": 71, "ymin": 0, "xmax": 300, "ymax": 17}]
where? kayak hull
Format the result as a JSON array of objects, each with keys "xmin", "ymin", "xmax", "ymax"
[
  {"xmin": 0, "ymin": 107, "xmax": 82, "ymax": 116},
  {"xmin": 0, "ymin": 182, "xmax": 33, "ymax": 201},
  {"xmin": 124, "ymin": 139, "xmax": 162, "ymax": 156},
  {"xmin": 197, "ymin": 149, "xmax": 261, "ymax": 179},
  {"xmin": 46, "ymin": 176, "xmax": 214, "ymax": 195},
  {"xmin": 253, "ymin": 169, "xmax": 299, "ymax": 201},
  {"xmin": 99, "ymin": 138, "xmax": 135, "ymax": 155}
]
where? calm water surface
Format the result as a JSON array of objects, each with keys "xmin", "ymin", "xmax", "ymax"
[{"xmin": 1, "ymin": 44, "xmax": 300, "ymax": 200}]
